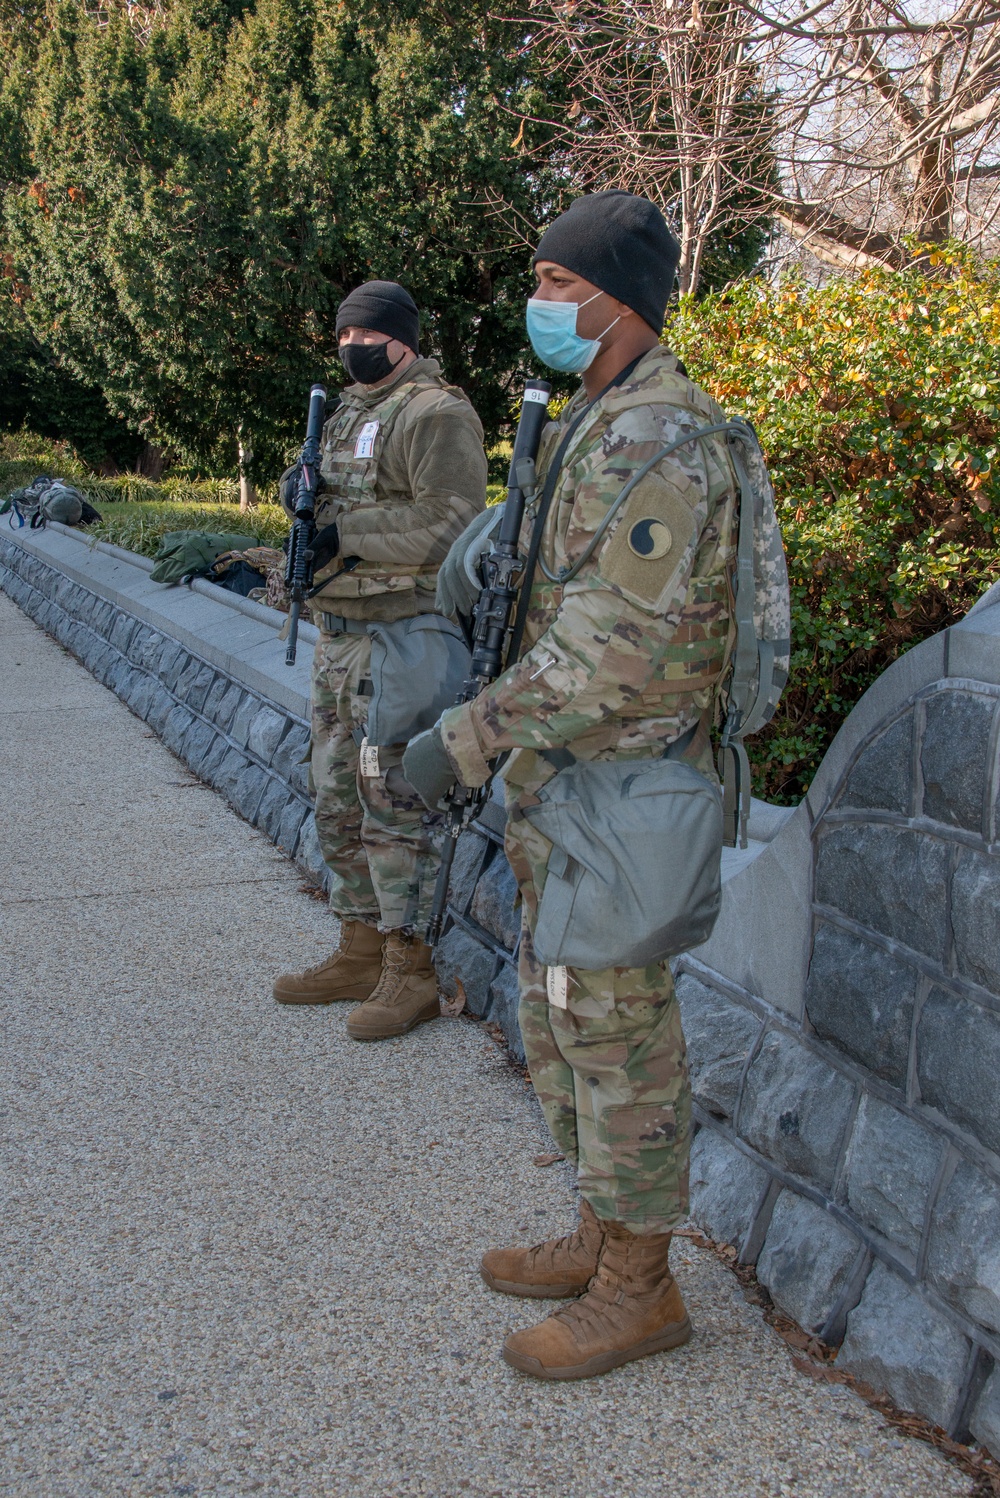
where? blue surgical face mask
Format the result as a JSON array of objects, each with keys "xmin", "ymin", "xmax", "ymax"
[{"xmin": 525, "ymin": 291, "xmax": 621, "ymax": 374}]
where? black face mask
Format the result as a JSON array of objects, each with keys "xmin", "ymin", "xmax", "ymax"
[{"xmin": 340, "ymin": 339, "xmax": 404, "ymax": 385}]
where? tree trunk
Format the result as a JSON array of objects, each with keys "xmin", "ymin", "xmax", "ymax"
[{"xmin": 237, "ymin": 428, "xmax": 256, "ymax": 512}]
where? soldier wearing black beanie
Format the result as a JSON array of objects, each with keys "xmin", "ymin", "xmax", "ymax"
[
  {"xmin": 335, "ymin": 279, "xmax": 421, "ymax": 355},
  {"xmin": 410, "ymin": 181, "xmax": 759, "ymax": 1388},
  {"xmin": 533, "ymin": 190, "xmax": 680, "ymax": 333}
]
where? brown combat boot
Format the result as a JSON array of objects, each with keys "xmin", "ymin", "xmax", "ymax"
[
  {"xmin": 501, "ymin": 1220, "xmax": 691, "ymax": 1380},
  {"xmin": 346, "ymin": 931, "xmax": 440, "ymax": 1041},
  {"xmin": 480, "ymin": 1199, "xmax": 603, "ymax": 1299},
  {"xmin": 272, "ymin": 921, "xmax": 384, "ymax": 1005}
]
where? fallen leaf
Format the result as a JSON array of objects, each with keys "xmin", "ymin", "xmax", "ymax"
[
  {"xmin": 533, "ymin": 1152, "xmax": 564, "ymax": 1167},
  {"xmin": 440, "ymin": 978, "xmax": 467, "ymax": 1018}
]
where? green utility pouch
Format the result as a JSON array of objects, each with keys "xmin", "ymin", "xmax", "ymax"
[
  {"xmin": 523, "ymin": 756, "xmax": 723, "ymax": 969},
  {"xmin": 366, "ymin": 615, "xmax": 472, "ymax": 747}
]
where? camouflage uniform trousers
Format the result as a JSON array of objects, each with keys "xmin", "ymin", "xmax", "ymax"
[
  {"xmin": 504, "ymin": 755, "xmax": 692, "ymax": 1235},
  {"xmin": 311, "ymin": 630, "xmax": 441, "ymax": 932}
]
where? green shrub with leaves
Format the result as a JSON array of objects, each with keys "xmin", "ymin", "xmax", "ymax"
[{"xmin": 671, "ymin": 249, "xmax": 1000, "ymax": 802}]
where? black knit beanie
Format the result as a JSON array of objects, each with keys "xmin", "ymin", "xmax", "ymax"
[
  {"xmin": 335, "ymin": 280, "xmax": 421, "ymax": 354},
  {"xmin": 533, "ymin": 192, "xmax": 680, "ymax": 333}
]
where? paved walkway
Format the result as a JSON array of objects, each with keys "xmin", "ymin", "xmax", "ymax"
[{"xmin": 0, "ymin": 590, "xmax": 969, "ymax": 1498}]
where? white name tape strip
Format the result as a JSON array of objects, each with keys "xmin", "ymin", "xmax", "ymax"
[
  {"xmin": 354, "ymin": 419, "xmax": 380, "ymax": 459},
  {"xmin": 360, "ymin": 738, "xmax": 381, "ymax": 778},
  {"xmin": 546, "ymin": 965, "xmax": 569, "ymax": 1009}
]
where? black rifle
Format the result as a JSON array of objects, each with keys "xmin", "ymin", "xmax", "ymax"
[
  {"xmin": 284, "ymin": 382, "xmax": 328, "ymax": 666},
  {"xmin": 426, "ymin": 377, "xmax": 551, "ymax": 946}
]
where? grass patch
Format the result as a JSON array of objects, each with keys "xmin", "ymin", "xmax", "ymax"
[{"xmin": 86, "ymin": 501, "xmax": 289, "ymax": 559}]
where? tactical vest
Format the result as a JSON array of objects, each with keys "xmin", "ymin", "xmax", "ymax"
[
  {"xmin": 311, "ymin": 370, "xmax": 466, "ymax": 609},
  {"xmin": 522, "ymin": 360, "xmax": 739, "ymax": 721}
]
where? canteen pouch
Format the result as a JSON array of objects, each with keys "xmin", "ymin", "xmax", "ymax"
[
  {"xmin": 366, "ymin": 615, "xmax": 472, "ymax": 747},
  {"xmin": 522, "ymin": 757, "xmax": 724, "ymax": 969}
]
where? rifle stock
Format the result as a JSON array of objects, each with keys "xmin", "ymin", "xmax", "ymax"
[
  {"xmin": 426, "ymin": 378, "xmax": 551, "ymax": 946},
  {"xmin": 284, "ymin": 382, "xmax": 328, "ymax": 666}
]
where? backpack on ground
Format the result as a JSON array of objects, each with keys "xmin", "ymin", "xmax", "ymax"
[{"xmin": 149, "ymin": 530, "xmax": 257, "ymax": 585}]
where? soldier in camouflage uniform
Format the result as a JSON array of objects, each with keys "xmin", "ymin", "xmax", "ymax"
[
  {"xmin": 404, "ymin": 194, "xmax": 740, "ymax": 1378},
  {"xmin": 273, "ymin": 281, "xmax": 487, "ymax": 1041}
]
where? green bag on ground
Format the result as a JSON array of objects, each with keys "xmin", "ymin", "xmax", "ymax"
[{"xmin": 150, "ymin": 530, "xmax": 257, "ymax": 585}]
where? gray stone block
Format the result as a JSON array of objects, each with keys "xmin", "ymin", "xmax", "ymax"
[
  {"xmin": 146, "ymin": 688, "xmax": 174, "ymax": 738},
  {"xmin": 469, "ymin": 853, "xmax": 521, "ymax": 952},
  {"xmin": 689, "ymin": 1126, "xmax": 769, "ymax": 1252},
  {"xmin": 805, "ymin": 923, "xmax": 917, "ymax": 1088},
  {"xmin": 952, "ymin": 849, "xmax": 1000, "ymax": 994},
  {"xmin": 126, "ymin": 624, "xmax": 157, "ymax": 670},
  {"xmin": 918, "ymin": 986, "xmax": 1000, "ymax": 1155},
  {"xmin": 213, "ymin": 748, "xmax": 253, "ymax": 808},
  {"xmin": 815, "ymin": 824, "xmax": 951, "ymax": 960},
  {"xmin": 90, "ymin": 598, "xmax": 117, "ymax": 638},
  {"xmin": 740, "ymin": 1029, "xmax": 855, "ymax": 1190},
  {"xmin": 234, "ymin": 764, "xmax": 269, "ymax": 822},
  {"xmin": 248, "ymin": 705, "xmax": 290, "ymax": 765},
  {"xmin": 257, "ymin": 777, "xmax": 292, "ymax": 841},
  {"xmin": 199, "ymin": 734, "xmax": 230, "ymax": 787},
  {"xmin": 180, "ymin": 718, "xmax": 217, "ymax": 776},
  {"xmin": 202, "ymin": 674, "xmax": 230, "ymax": 725},
  {"xmin": 927, "ymin": 1159, "xmax": 1000, "ymax": 1334},
  {"xmin": 921, "ymin": 689, "xmax": 995, "ymax": 832},
  {"xmin": 88, "ymin": 642, "xmax": 116, "ymax": 685},
  {"xmin": 213, "ymin": 682, "xmax": 246, "ymax": 734},
  {"xmin": 486, "ymin": 962, "xmax": 524, "ymax": 1061},
  {"xmin": 838, "ymin": 1261, "xmax": 970, "ymax": 1430},
  {"xmin": 108, "ymin": 612, "xmax": 138, "ymax": 655},
  {"xmin": 677, "ymin": 973, "xmax": 761, "ymax": 1120},
  {"xmin": 161, "ymin": 704, "xmax": 196, "ymax": 757},
  {"xmin": 970, "ymin": 1367, "xmax": 1000, "ymax": 1459},
  {"xmin": 276, "ymin": 796, "xmax": 309, "ymax": 855},
  {"xmin": 156, "ymin": 642, "xmax": 184, "ymax": 689},
  {"xmin": 294, "ymin": 814, "xmax": 329, "ymax": 887},
  {"xmin": 844, "ymin": 1094, "xmax": 942, "ymax": 1256},
  {"xmin": 125, "ymin": 672, "xmax": 158, "ymax": 722},
  {"xmin": 270, "ymin": 721, "xmax": 311, "ymax": 783},
  {"xmin": 73, "ymin": 626, "xmax": 103, "ymax": 672},
  {"xmin": 175, "ymin": 660, "xmax": 215, "ymax": 715},
  {"xmin": 105, "ymin": 655, "xmax": 133, "ymax": 697},
  {"xmin": 229, "ymin": 693, "xmax": 261, "ymax": 750},
  {"xmin": 433, "ymin": 924, "xmax": 498, "ymax": 1014},
  {"xmin": 756, "ymin": 1189, "xmax": 861, "ymax": 1335},
  {"xmin": 446, "ymin": 829, "xmax": 492, "ymax": 917}
]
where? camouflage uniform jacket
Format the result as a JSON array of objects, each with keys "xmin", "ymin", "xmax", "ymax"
[
  {"xmin": 439, "ymin": 346, "xmax": 739, "ymax": 785},
  {"xmin": 282, "ymin": 356, "xmax": 487, "ymax": 624}
]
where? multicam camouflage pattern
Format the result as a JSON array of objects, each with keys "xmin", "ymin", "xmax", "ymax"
[
  {"xmin": 438, "ymin": 346, "xmax": 740, "ymax": 784},
  {"xmin": 509, "ymin": 818, "xmax": 691, "ymax": 1233},
  {"xmin": 311, "ymin": 631, "xmax": 440, "ymax": 932},
  {"xmin": 436, "ymin": 345, "xmax": 742, "ymax": 1229},
  {"xmin": 294, "ymin": 356, "xmax": 487, "ymax": 624}
]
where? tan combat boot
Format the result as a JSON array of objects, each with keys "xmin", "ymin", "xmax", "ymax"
[
  {"xmin": 501, "ymin": 1220, "xmax": 691, "ymax": 1380},
  {"xmin": 480, "ymin": 1199, "xmax": 603, "ymax": 1299},
  {"xmin": 273, "ymin": 921, "xmax": 384, "ymax": 1005},
  {"xmin": 346, "ymin": 931, "xmax": 441, "ymax": 1041}
]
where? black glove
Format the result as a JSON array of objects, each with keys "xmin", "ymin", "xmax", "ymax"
[
  {"xmin": 402, "ymin": 725, "xmax": 459, "ymax": 811},
  {"xmin": 311, "ymin": 522, "xmax": 340, "ymax": 573},
  {"xmin": 279, "ymin": 463, "xmax": 326, "ymax": 513}
]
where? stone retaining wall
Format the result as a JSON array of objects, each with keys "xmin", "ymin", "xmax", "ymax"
[{"xmin": 0, "ymin": 528, "xmax": 329, "ymax": 889}]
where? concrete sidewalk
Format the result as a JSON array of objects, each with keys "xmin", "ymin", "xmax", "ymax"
[{"xmin": 0, "ymin": 591, "xmax": 968, "ymax": 1498}]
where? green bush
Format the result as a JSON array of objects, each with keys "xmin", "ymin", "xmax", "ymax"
[{"xmin": 671, "ymin": 250, "xmax": 1000, "ymax": 803}]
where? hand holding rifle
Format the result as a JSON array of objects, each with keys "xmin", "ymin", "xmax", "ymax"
[{"xmin": 284, "ymin": 382, "xmax": 327, "ymax": 666}]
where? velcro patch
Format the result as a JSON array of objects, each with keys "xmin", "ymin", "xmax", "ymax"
[{"xmin": 598, "ymin": 472, "xmax": 697, "ymax": 611}]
